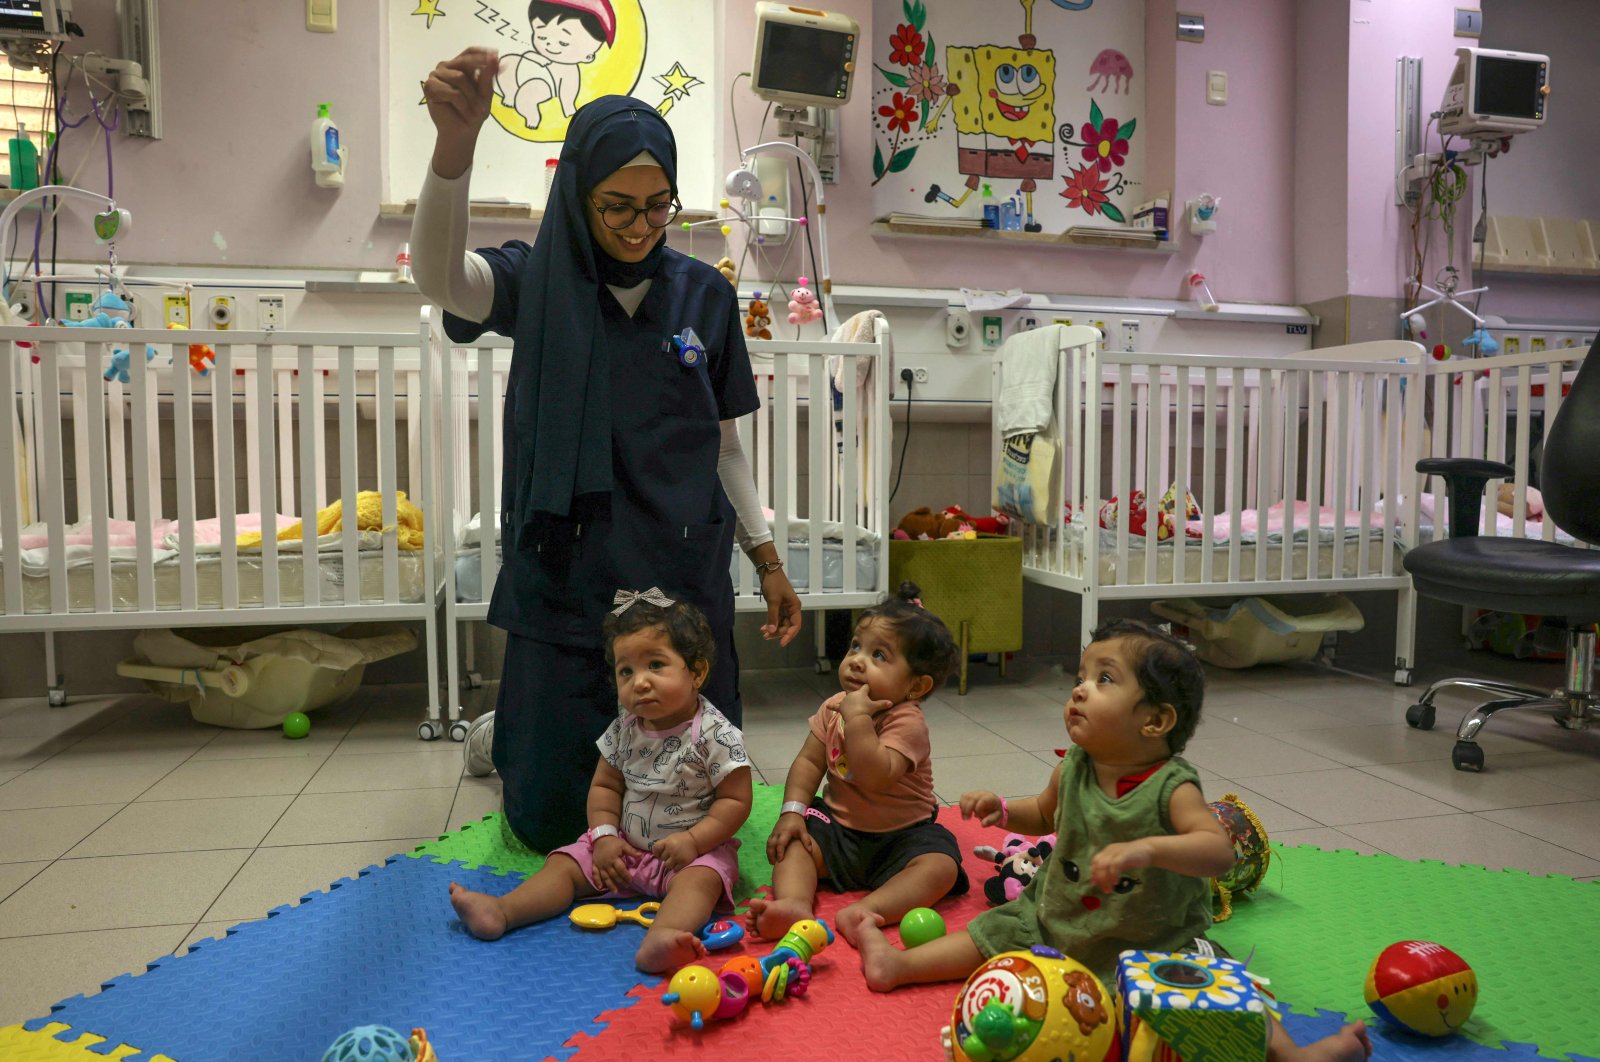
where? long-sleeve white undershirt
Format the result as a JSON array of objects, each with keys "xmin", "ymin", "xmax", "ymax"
[{"xmin": 411, "ymin": 164, "xmax": 771, "ymax": 551}]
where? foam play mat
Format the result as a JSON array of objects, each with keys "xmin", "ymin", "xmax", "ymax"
[{"xmin": 5, "ymin": 783, "xmax": 1597, "ymax": 1060}]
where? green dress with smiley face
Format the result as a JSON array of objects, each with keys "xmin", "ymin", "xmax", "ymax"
[{"xmin": 967, "ymin": 745, "xmax": 1214, "ymax": 986}]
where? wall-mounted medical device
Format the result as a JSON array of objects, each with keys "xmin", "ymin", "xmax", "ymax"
[
  {"xmin": 1438, "ymin": 46, "xmax": 1550, "ymax": 140},
  {"xmin": 750, "ymin": 2, "xmax": 859, "ymax": 109},
  {"xmin": 0, "ymin": 0, "xmax": 72, "ymax": 70}
]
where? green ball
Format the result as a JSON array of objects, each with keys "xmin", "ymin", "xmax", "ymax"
[
  {"xmin": 282, "ymin": 712, "xmax": 311, "ymax": 739},
  {"xmin": 899, "ymin": 906, "xmax": 946, "ymax": 949}
]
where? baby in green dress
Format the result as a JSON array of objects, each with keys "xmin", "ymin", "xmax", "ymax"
[{"xmin": 855, "ymin": 619, "xmax": 1372, "ymax": 1062}]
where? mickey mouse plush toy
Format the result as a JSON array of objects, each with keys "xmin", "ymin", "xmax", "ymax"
[{"xmin": 973, "ymin": 833, "xmax": 1057, "ymax": 905}]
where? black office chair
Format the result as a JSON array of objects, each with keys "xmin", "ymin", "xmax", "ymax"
[{"xmin": 1401, "ymin": 333, "xmax": 1600, "ymax": 771}]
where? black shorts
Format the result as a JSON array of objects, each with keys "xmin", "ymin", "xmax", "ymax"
[{"xmin": 803, "ymin": 798, "xmax": 970, "ymax": 896}]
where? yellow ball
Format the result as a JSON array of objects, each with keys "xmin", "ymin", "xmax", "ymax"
[
  {"xmin": 663, "ymin": 964, "xmax": 720, "ymax": 1026},
  {"xmin": 946, "ymin": 950, "xmax": 1118, "ymax": 1062}
]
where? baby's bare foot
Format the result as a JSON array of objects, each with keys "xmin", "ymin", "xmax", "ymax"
[
  {"xmin": 855, "ymin": 914, "xmax": 903, "ymax": 993},
  {"xmin": 746, "ymin": 896, "xmax": 813, "ymax": 941},
  {"xmin": 449, "ymin": 881, "xmax": 509, "ymax": 941},
  {"xmin": 635, "ymin": 928, "xmax": 707, "ymax": 974},
  {"xmin": 833, "ymin": 902, "xmax": 877, "ymax": 947}
]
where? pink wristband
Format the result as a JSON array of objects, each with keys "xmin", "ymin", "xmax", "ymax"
[{"xmin": 998, "ymin": 797, "xmax": 1009, "ymax": 828}]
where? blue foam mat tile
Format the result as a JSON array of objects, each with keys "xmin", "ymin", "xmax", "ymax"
[
  {"xmin": 1279, "ymin": 1010, "xmax": 1589, "ymax": 1062},
  {"xmin": 29, "ymin": 856, "xmax": 661, "ymax": 1062}
]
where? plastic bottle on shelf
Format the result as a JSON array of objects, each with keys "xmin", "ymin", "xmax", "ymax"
[{"xmin": 310, "ymin": 103, "xmax": 346, "ymax": 189}]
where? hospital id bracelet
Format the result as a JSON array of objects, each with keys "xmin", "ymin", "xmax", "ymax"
[
  {"xmin": 780, "ymin": 800, "xmax": 810, "ymax": 817},
  {"xmin": 587, "ymin": 824, "xmax": 620, "ymax": 841}
]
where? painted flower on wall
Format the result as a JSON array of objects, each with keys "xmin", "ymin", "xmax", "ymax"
[
  {"xmin": 888, "ymin": 23, "xmax": 926, "ymax": 66},
  {"xmin": 905, "ymin": 63, "xmax": 946, "ymax": 103},
  {"xmin": 1061, "ymin": 165, "xmax": 1111, "ymax": 216},
  {"xmin": 1081, "ymin": 116, "xmax": 1130, "ymax": 172},
  {"xmin": 878, "ymin": 91, "xmax": 918, "ymax": 135}
]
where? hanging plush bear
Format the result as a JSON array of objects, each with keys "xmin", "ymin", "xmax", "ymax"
[
  {"xmin": 973, "ymin": 832, "xmax": 1057, "ymax": 905},
  {"xmin": 744, "ymin": 297, "xmax": 773, "ymax": 340}
]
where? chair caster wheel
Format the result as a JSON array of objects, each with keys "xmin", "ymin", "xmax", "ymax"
[
  {"xmin": 462, "ymin": 672, "xmax": 484, "ymax": 691},
  {"xmin": 1452, "ymin": 740, "xmax": 1485, "ymax": 772},
  {"xmin": 1393, "ymin": 668, "xmax": 1414, "ymax": 687},
  {"xmin": 1405, "ymin": 703, "xmax": 1435, "ymax": 730},
  {"xmin": 47, "ymin": 687, "xmax": 67, "ymax": 708},
  {"xmin": 418, "ymin": 721, "xmax": 442, "ymax": 741},
  {"xmin": 448, "ymin": 721, "xmax": 469, "ymax": 742}
]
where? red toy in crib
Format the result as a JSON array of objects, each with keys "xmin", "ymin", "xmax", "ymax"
[{"xmin": 941, "ymin": 505, "xmax": 1010, "ymax": 535}]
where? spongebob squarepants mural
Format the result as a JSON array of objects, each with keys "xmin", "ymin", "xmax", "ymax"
[{"xmin": 871, "ymin": 0, "xmax": 1144, "ymax": 232}]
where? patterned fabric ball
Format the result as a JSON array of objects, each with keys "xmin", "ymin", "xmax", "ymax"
[{"xmin": 1208, "ymin": 793, "xmax": 1270, "ymax": 921}]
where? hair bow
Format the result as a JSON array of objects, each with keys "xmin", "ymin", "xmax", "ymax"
[{"xmin": 611, "ymin": 586, "xmax": 676, "ymax": 615}]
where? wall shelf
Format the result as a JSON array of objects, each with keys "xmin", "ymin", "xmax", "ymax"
[
  {"xmin": 869, "ymin": 220, "xmax": 1178, "ymax": 253},
  {"xmin": 379, "ymin": 202, "xmax": 719, "ymax": 225}
]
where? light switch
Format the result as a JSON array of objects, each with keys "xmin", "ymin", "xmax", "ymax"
[
  {"xmin": 1206, "ymin": 70, "xmax": 1228, "ymax": 105},
  {"xmin": 308, "ymin": 0, "xmax": 336, "ymax": 32}
]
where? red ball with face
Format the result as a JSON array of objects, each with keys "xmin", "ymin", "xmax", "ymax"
[{"xmin": 1363, "ymin": 940, "xmax": 1477, "ymax": 1037}]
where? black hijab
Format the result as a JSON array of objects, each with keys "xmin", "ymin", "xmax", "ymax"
[{"xmin": 513, "ymin": 95, "xmax": 677, "ymax": 519}]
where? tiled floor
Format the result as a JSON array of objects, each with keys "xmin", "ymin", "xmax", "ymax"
[{"xmin": 3, "ymin": 658, "xmax": 1600, "ymax": 1028}]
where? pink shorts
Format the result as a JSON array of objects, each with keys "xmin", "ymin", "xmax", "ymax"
[{"xmin": 551, "ymin": 832, "xmax": 741, "ymax": 912}]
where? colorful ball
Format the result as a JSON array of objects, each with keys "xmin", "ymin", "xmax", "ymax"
[
  {"xmin": 945, "ymin": 948, "xmax": 1118, "ymax": 1062},
  {"xmin": 1208, "ymin": 793, "xmax": 1270, "ymax": 920},
  {"xmin": 662, "ymin": 964, "xmax": 721, "ymax": 1028},
  {"xmin": 320, "ymin": 1025, "xmax": 412, "ymax": 1062},
  {"xmin": 900, "ymin": 907, "xmax": 947, "ymax": 948},
  {"xmin": 1364, "ymin": 941, "xmax": 1477, "ymax": 1037},
  {"xmin": 282, "ymin": 712, "xmax": 311, "ymax": 739}
]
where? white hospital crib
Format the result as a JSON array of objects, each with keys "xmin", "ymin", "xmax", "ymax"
[
  {"xmin": 1, "ymin": 314, "xmax": 448, "ymax": 735},
  {"xmin": 993, "ymin": 326, "xmax": 1428, "ymax": 684},
  {"xmin": 435, "ymin": 311, "xmax": 892, "ymax": 717}
]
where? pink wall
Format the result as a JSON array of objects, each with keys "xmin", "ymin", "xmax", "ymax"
[{"xmin": 1291, "ymin": 0, "xmax": 1350, "ymax": 305}]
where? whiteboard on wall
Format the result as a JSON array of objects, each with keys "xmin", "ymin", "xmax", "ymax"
[
  {"xmin": 869, "ymin": 0, "xmax": 1146, "ymax": 232},
  {"xmin": 386, "ymin": 1, "xmax": 721, "ymax": 210}
]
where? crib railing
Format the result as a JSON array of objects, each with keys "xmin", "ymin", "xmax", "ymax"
[
  {"xmin": 1, "ymin": 319, "xmax": 442, "ymax": 626},
  {"xmin": 995, "ymin": 329, "xmax": 1428, "ymax": 595},
  {"xmin": 1422, "ymin": 345, "xmax": 1595, "ymax": 548}
]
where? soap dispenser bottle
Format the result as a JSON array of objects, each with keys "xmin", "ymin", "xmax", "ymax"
[{"xmin": 310, "ymin": 103, "xmax": 346, "ymax": 188}]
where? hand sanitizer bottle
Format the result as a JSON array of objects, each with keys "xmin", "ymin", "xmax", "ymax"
[{"xmin": 310, "ymin": 103, "xmax": 346, "ymax": 189}]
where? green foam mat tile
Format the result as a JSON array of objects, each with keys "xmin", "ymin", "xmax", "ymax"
[
  {"xmin": 1210, "ymin": 842, "xmax": 1600, "ymax": 1061},
  {"xmin": 409, "ymin": 782, "xmax": 785, "ymax": 906}
]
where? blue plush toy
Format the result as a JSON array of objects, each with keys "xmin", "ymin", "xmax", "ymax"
[
  {"xmin": 1461, "ymin": 327, "xmax": 1500, "ymax": 355},
  {"xmin": 61, "ymin": 291, "xmax": 159, "ymax": 382}
]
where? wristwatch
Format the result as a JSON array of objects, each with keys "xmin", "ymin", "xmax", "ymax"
[{"xmin": 587, "ymin": 824, "xmax": 619, "ymax": 841}]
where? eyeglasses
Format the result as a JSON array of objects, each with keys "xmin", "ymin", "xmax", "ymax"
[{"xmin": 590, "ymin": 198, "xmax": 682, "ymax": 230}]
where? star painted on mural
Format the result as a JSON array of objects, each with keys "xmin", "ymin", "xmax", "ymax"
[
  {"xmin": 654, "ymin": 62, "xmax": 704, "ymax": 103},
  {"xmin": 413, "ymin": 0, "xmax": 446, "ymax": 29},
  {"xmin": 419, "ymin": 79, "xmax": 429, "ymax": 106}
]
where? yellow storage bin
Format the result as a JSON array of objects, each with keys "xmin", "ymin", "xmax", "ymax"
[{"xmin": 889, "ymin": 534, "xmax": 1022, "ymax": 694}]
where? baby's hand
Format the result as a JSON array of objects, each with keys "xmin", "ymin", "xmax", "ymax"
[
  {"xmin": 766, "ymin": 810, "xmax": 817, "ymax": 865},
  {"xmin": 592, "ymin": 834, "xmax": 645, "ymax": 893},
  {"xmin": 839, "ymin": 685, "xmax": 893, "ymax": 721},
  {"xmin": 652, "ymin": 831, "xmax": 700, "ymax": 873},
  {"xmin": 1090, "ymin": 840, "xmax": 1154, "ymax": 892},
  {"xmin": 960, "ymin": 790, "xmax": 1005, "ymax": 827}
]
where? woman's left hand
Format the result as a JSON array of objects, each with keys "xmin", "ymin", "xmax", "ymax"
[{"xmin": 760, "ymin": 569, "xmax": 803, "ymax": 646}]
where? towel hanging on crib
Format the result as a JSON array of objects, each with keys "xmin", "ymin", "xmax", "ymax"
[{"xmin": 994, "ymin": 325, "xmax": 1061, "ymax": 437}]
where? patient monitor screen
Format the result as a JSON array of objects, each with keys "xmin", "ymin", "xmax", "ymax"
[
  {"xmin": 759, "ymin": 21, "xmax": 852, "ymax": 100},
  {"xmin": 1475, "ymin": 56, "xmax": 1544, "ymax": 120}
]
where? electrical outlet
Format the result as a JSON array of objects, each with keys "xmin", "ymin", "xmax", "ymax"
[
  {"xmin": 164, "ymin": 294, "xmax": 190, "ymax": 327},
  {"xmin": 1119, "ymin": 319, "xmax": 1141, "ymax": 352},
  {"xmin": 1017, "ymin": 315, "xmax": 1041, "ymax": 332},
  {"xmin": 258, "ymin": 294, "xmax": 285, "ymax": 331},
  {"xmin": 982, "ymin": 316, "xmax": 1003, "ymax": 348},
  {"xmin": 904, "ymin": 367, "xmax": 928, "ymax": 384},
  {"xmin": 207, "ymin": 295, "xmax": 236, "ymax": 329},
  {"xmin": 65, "ymin": 291, "xmax": 94, "ymax": 321}
]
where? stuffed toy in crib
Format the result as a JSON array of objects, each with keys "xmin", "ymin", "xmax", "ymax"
[
  {"xmin": 744, "ymin": 297, "xmax": 773, "ymax": 340},
  {"xmin": 973, "ymin": 833, "xmax": 1056, "ymax": 905}
]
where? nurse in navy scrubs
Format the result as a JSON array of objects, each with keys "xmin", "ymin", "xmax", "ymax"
[{"xmin": 415, "ymin": 47, "xmax": 802, "ymax": 851}]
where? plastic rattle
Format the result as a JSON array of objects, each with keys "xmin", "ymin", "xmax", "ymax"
[
  {"xmin": 759, "ymin": 918, "xmax": 833, "ymax": 977},
  {"xmin": 663, "ymin": 964, "xmax": 754, "ymax": 1029},
  {"xmin": 569, "ymin": 901, "xmax": 660, "ymax": 930},
  {"xmin": 787, "ymin": 277, "xmax": 823, "ymax": 325}
]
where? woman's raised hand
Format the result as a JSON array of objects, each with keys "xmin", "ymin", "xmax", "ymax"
[{"xmin": 424, "ymin": 48, "xmax": 499, "ymax": 176}]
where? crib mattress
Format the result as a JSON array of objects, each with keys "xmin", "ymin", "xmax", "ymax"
[{"xmin": 0, "ymin": 550, "xmax": 433, "ymax": 614}]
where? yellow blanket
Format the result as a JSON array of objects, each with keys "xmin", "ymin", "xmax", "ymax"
[{"xmin": 236, "ymin": 491, "xmax": 425, "ymax": 551}]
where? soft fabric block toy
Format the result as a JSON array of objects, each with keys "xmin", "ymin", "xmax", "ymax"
[{"xmin": 973, "ymin": 832, "xmax": 1056, "ymax": 905}]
